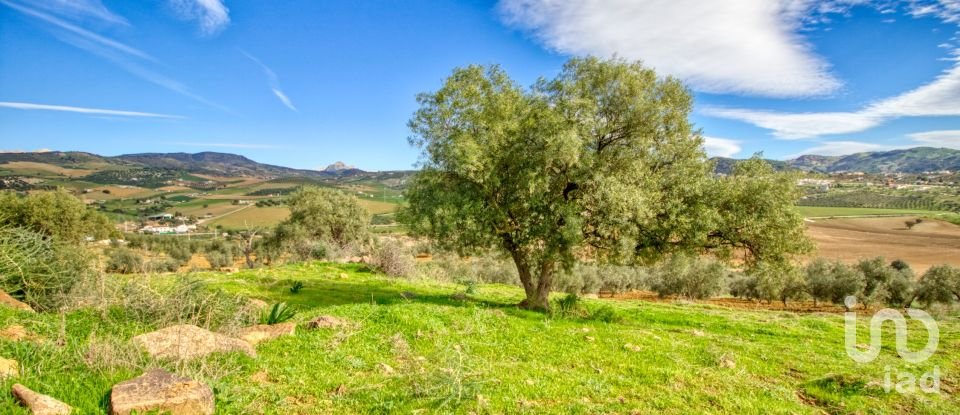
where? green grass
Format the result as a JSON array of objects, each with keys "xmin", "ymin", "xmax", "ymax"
[
  {"xmin": 2, "ymin": 262, "xmax": 958, "ymax": 414},
  {"xmin": 797, "ymin": 206, "xmax": 939, "ymax": 218}
]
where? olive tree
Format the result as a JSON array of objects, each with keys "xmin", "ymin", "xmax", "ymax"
[
  {"xmin": 0, "ymin": 189, "xmax": 116, "ymax": 243},
  {"xmin": 402, "ymin": 57, "xmax": 810, "ymax": 310},
  {"xmin": 264, "ymin": 186, "xmax": 370, "ymax": 262}
]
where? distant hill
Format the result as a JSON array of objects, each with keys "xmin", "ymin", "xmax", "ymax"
[
  {"xmin": 115, "ymin": 152, "xmax": 325, "ymax": 177},
  {"xmin": 713, "ymin": 147, "xmax": 960, "ymax": 174}
]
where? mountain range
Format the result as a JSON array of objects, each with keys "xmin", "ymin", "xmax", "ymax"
[
  {"xmin": 3, "ymin": 147, "xmax": 960, "ymax": 181},
  {"xmin": 712, "ymin": 147, "xmax": 960, "ymax": 174}
]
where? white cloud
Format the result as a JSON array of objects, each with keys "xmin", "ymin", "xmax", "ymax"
[
  {"xmin": 3, "ymin": 0, "xmax": 224, "ymax": 110},
  {"xmin": 26, "ymin": 0, "xmax": 128, "ymax": 25},
  {"xmin": 787, "ymin": 140, "xmax": 898, "ymax": 158},
  {"xmin": 702, "ymin": 136, "xmax": 742, "ymax": 158},
  {"xmin": 169, "ymin": 142, "xmax": 280, "ymax": 149},
  {"xmin": 169, "ymin": 0, "xmax": 230, "ymax": 36},
  {"xmin": 907, "ymin": 129, "xmax": 960, "ymax": 148},
  {"xmin": 705, "ymin": 60, "xmax": 960, "ymax": 138},
  {"xmin": 241, "ymin": 50, "xmax": 299, "ymax": 112},
  {"xmin": 0, "ymin": 102, "xmax": 182, "ymax": 118},
  {"xmin": 498, "ymin": 0, "xmax": 845, "ymax": 97},
  {"xmin": 2, "ymin": 0, "xmax": 153, "ymax": 61}
]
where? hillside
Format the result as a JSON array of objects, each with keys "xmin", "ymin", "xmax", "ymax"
[
  {"xmin": 713, "ymin": 147, "xmax": 960, "ymax": 174},
  {"xmin": 2, "ymin": 262, "xmax": 957, "ymax": 413}
]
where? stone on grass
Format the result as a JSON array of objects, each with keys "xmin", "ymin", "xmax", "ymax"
[
  {"xmin": 692, "ymin": 329, "xmax": 705, "ymax": 337},
  {"xmin": 110, "ymin": 369, "xmax": 214, "ymax": 415},
  {"xmin": 0, "ymin": 357, "xmax": 18, "ymax": 378},
  {"xmin": 237, "ymin": 322, "xmax": 296, "ymax": 346},
  {"xmin": 12, "ymin": 384, "xmax": 72, "ymax": 415},
  {"xmin": 247, "ymin": 298, "xmax": 269, "ymax": 310},
  {"xmin": 0, "ymin": 291, "xmax": 33, "ymax": 313},
  {"xmin": 132, "ymin": 324, "xmax": 255, "ymax": 360},
  {"xmin": 306, "ymin": 315, "xmax": 348, "ymax": 329}
]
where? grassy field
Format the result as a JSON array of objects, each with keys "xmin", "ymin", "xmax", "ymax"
[
  {"xmin": 207, "ymin": 206, "xmax": 291, "ymax": 229},
  {"xmin": 1, "ymin": 262, "xmax": 957, "ymax": 414},
  {"xmin": 796, "ymin": 206, "xmax": 939, "ymax": 218}
]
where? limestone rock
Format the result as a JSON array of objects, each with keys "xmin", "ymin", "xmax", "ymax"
[
  {"xmin": 132, "ymin": 324, "xmax": 255, "ymax": 360},
  {"xmin": 0, "ymin": 357, "xmax": 18, "ymax": 378},
  {"xmin": 237, "ymin": 323, "xmax": 296, "ymax": 346},
  {"xmin": 306, "ymin": 315, "xmax": 348, "ymax": 329},
  {"xmin": 11, "ymin": 384, "xmax": 72, "ymax": 415},
  {"xmin": 0, "ymin": 291, "xmax": 34, "ymax": 313},
  {"xmin": 110, "ymin": 369, "xmax": 214, "ymax": 415}
]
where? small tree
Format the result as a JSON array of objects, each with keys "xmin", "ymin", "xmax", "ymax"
[
  {"xmin": 856, "ymin": 257, "xmax": 896, "ymax": 308},
  {"xmin": 914, "ymin": 265, "xmax": 960, "ymax": 306},
  {"xmin": 0, "ymin": 189, "xmax": 117, "ymax": 243},
  {"xmin": 264, "ymin": 186, "xmax": 370, "ymax": 263},
  {"xmin": 804, "ymin": 258, "xmax": 834, "ymax": 307}
]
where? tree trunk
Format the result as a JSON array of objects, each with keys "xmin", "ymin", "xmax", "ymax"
[{"xmin": 508, "ymin": 249, "xmax": 554, "ymax": 311}]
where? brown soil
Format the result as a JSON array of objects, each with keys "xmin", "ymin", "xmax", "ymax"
[
  {"xmin": 609, "ymin": 290, "xmax": 883, "ymax": 314},
  {"xmin": 806, "ymin": 216, "xmax": 960, "ymax": 273}
]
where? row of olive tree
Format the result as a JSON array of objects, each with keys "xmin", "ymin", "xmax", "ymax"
[
  {"xmin": 399, "ymin": 57, "xmax": 811, "ymax": 310},
  {"xmin": 730, "ymin": 257, "xmax": 960, "ymax": 309}
]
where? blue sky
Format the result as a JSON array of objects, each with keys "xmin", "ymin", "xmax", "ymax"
[{"xmin": 2, "ymin": 0, "xmax": 960, "ymax": 170}]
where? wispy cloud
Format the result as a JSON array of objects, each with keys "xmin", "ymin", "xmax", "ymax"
[
  {"xmin": 0, "ymin": 101, "xmax": 183, "ymax": 119},
  {"xmin": 498, "ymin": 0, "xmax": 852, "ymax": 97},
  {"xmin": 787, "ymin": 140, "xmax": 899, "ymax": 158},
  {"xmin": 907, "ymin": 129, "xmax": 960, "ymax": 148},
  {"xmin": 705, "ymin": 60, "xmax": 960, "ymax": 139},
  {"xmin": 2, "ymin": 0, "xmax": 153, "ymax": 61},
  {"xmin": 2, "ymin": 0, "xmax": 225, "ymax": 110},
  {"xmin": 702, "ymin": 136, "xmax": 742, "ymax": 158},
  {"xmin": 27, "ymin": 0, "xmax": 129, "ymax": 26},
  {"xmin": 168, "ymin": 141, "xmax": 281, "ymax": 149},
  {"xmin": 241, "ymin": 50, "xmax": 299, "ymax": 112},
  {"xmin": 168, "ymin": 0, "xmax": 230, "ymax": 36}
]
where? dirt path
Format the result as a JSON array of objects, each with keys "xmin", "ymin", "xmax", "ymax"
[{"xmin": 806, "ymin": 216, "xmax": 960, "ymax": 273}]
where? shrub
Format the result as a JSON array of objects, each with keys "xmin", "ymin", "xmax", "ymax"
[
  {"xmin": 371, "ymin": 239, "xmax": 415, "ymax": 277},
  {"xmin": 261, "ymin": 302, "xmax": 297, "ymax": 325},
  {"xmin": 205, "ymin": 251, "xmax": 232, "ymax": 269},
  {"xmin": 0, "ymin": 225, "xmax": 93, "ymax": 311},
  {"xmin": 557, "ymin": 263, "xmax": 647, "ymax": 295},
  {"xmin": 551, "ymin": 293, "xmax": 586, "ymax": 318},
  {"xmin": 289, "ymin": 280, "xmax": 305, "ymax": 294},
  {"xmin": 649, "ymin": 255, "xmax": 727, "ymax": 299},
  {"xmin": 884, "ymin": 269, "xmax": 916, "ymax": 308},
  {"xmin": 804, "ymin": 258, "xmax": 834, "ymax": 306},
  {"xmin": 729, "ymin": 274, "xmax": 759, "ymax": 300},
  {"xmin": 857, "ymin": 257, "xmax": 896, "ymax": 307},
  {"xmin": 147, "ymin": 258, "xmax": 180, "ymax": 273},
  {"xmin": 915, "ymin": 265, "xmax": 960, "ymax": 306},
  {"xmin": 105, "ymin": 248, "xmax": 145, "ymax": 274},
  {"xmin": 827, "ymin": 263, "xmax": 866, "ymax": 310},
  {"xmin": 67, "ymin": 274, "xmax": 256, "ymax": 331}
]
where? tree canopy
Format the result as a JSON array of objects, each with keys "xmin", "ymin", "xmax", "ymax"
[
  {"xmin": 263, "ymin": 186, "xmax": 371, "ymax": 262},
  {"xmin": 0, "ymin": 188, "xmax": 117, "ymax": 243},
  {"xmin": 401, "ymin": 57, "xmax": 811, "ymax": 310}
]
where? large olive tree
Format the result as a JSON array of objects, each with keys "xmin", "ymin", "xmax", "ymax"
[{"xmin": 402, "ymin": 57, "xmax": 809, "ymax": 310}]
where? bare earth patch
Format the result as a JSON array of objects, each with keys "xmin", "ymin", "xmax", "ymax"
[{"xmin": 806, "ymin": 216, "xmax": 960, "ymax": 273}]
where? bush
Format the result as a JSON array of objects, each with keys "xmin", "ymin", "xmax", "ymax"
[
  {"xmin": 915, "ymin": 265, "xmax": 960, "ymax": 306},
  {"xmin": 289, "ymin": 280, "xmax": 305, "ymax": 294},
  {"xmin": 371, "ymin": 239, "xmax": 415, "ymax": 277},
  {"xmin": 147, "ymin": 258, "xmax": 181, "ymax": 273},
  {"xmin": 261, "ymin": 302, "xmax": 297, "ymax": 325},
  {"xmin": 557, "ymin": 263, "xmax": 647, "ymax": 295},
  {"xmin": 67, "ymin": 274, "xmax": 257, "ymax": 331},
  {"xmin": 205, "ymin": 251, "xmax": 232, "ymax": 269},
  {"xmin": 105, "ymin": 248, "xmax": 145, "ymax": 274},
  {"xmin": 0, "ymin": 225, "xmax": 93, "ymax": 311},
  {"xmin": 804, "ymin": 259, "xmax": 865, "ymax": 308},
  {"xmin": 649, "ymin": 255, "xmax": 727, "ymax": 299},
  {"xmin": 857, "ymin": 257, "xmax": 896, "ymax": 306}
]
